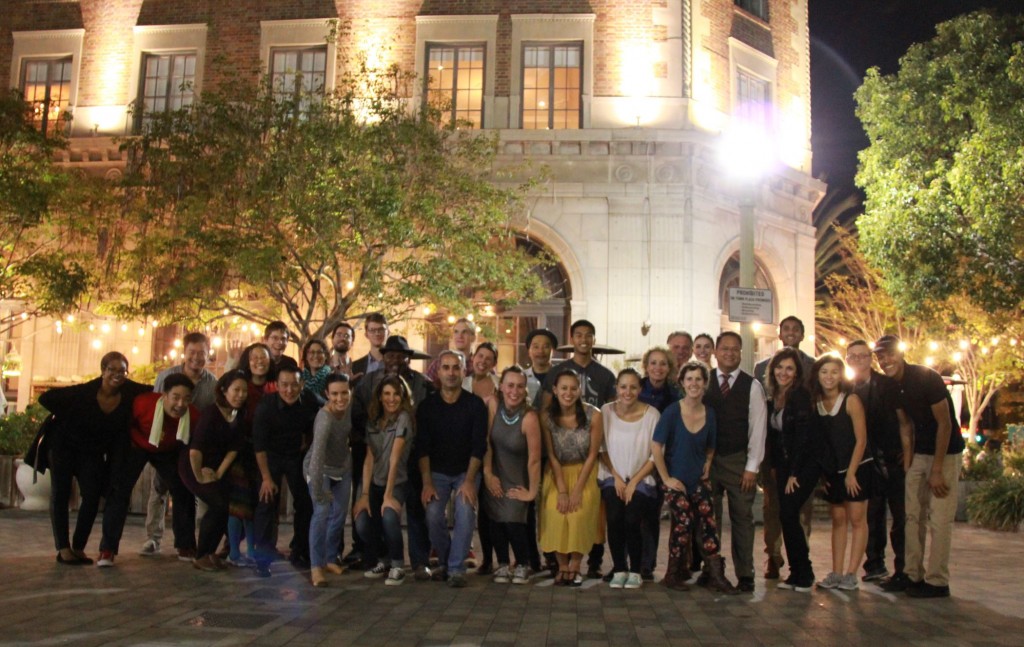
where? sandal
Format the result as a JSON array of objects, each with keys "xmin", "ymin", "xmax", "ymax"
[
  {"xmin": 570, "ymin": 571, "xmax": 583, "ymax": 587},
  {"xmin": 555, "ymin": 570, "xmax": 570, "ymax": 586}
]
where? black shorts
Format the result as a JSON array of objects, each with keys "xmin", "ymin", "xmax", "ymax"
[{"xmin": 823, "ymin": 461, "xmax": 875, "ymax": 504}]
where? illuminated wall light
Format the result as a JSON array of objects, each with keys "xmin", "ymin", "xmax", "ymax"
[
  {"xmin": 169, "ymin": 349, "xmax": 178, "ymax": 360},
  {"xmin": 137, "ymin": 327, "xmax": 146, "ymax": 337},
  {"xmin": 88, "ymin": 324, "xmax": 95, "ymax": 332},
  {"xmin": 172, "ymin": 339, "xmax": 182, "ymax": 348},
  {"xmin": 101, "ymin": 323, "xmax": 111, "ymax": 333},
  {"xmin": 131, "ymin": 346, "xmax": 139, "ymax": 355},
  {"xmin": 66, "ymin": 315, "xmax": 74, "ymax": 323},
  {"xmin": 151, "ymin": 320, "xmax": 159, "ymax": 328},
  {"xmin": 211, "ymin": 336, "xmax": 223, "ymax": 349},
  {"xmin": 91, "ymin": 339, "xmax": 102, "ymax": 350},
  {"xmin": 121, "ymin": 324, "xmax": 128, "ymax": 332}
]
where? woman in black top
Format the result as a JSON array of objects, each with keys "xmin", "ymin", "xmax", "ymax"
[
  {"xmin": 764, "ymin": 348, "xmax": 820, "ymax": 592},
  {"xmin": 38, "ymin": 351, "xmax": 151, "ymax": 565},
  {"xmin": 811, "ymin": 355, "xmax": 871, "ymax": 592}
]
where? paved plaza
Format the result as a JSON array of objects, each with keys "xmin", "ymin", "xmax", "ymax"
[{"xmin": 0, "ymin": 509, "xmax": 1020, "ymax": 646}]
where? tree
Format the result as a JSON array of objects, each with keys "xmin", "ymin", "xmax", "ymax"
[
  {"xmin": 115, "ymin": 65, "xmax": 544, "ymax": 343},
  {"xmin": 855, "ymin": 11, "xmax": 1024, "ymax": 316},
  {"xmin": 0, "ymin": 89, "xmax": 104, "ymax": 337}
]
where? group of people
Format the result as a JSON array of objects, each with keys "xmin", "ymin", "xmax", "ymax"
[{"xmin": 38, "ymin": 312, "xmax": 962, "ymax": 599}]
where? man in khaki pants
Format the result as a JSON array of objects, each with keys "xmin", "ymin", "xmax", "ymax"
[{"xmin": 872, "ymin": 335, "xmax": 963, "ymax": 598}]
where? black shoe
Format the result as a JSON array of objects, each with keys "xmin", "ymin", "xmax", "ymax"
[
  {"xmin": 586, "ymin": 566, "xmax": 603, "ymax": 579},
  {"xmin": 602, "ymin": 571, "xmax": 615, "ymax": 582},
  {"xmin": 640, "ymin": 570, "xmax": 655, "ymax": 582},
  {"xmin": 289, "ymin": 553, "xmax": 310, "ymax": 569},
  {"xmin": 862, "ymin": 566, "xmax": 889, "ymax": 582},
  {"xmin": 906, "ymin": 581, "xmax": 950, "ymax": 598},
  {"xmin": 879, "ymin": 572, "xmax": 911, "ymax": 592},
  {"xmin": 696, "ymin": 572, "xmax": 710, "ymax": 587},
  {"xmin": 342, "ymin": 550, "xmax": 362, "ymax": 565},
  {"xmin": 738, "ymin": 576, "xmax": 755, "ymax": 593}
]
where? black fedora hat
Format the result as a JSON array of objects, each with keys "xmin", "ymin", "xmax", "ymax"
[{"xmin": 380, "ymin": 335, "xmax": 431, "ymax": 360}]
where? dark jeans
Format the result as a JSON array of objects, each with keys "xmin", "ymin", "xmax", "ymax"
[
  {"xmin": 190, "ymin": 480, "xmax": 229, "ymax": 558},
  {"xmin": 405, "ymin": 464, "xmax": 430, "ymax": 569},
  {"xmin": 254, "ymin": 452, "xmax": 311, "ymax": 566},
  {"xmin": 490, "ymin": 519, "xmax": 530, "ymax": 566},
  {"xmin": 355, "ymin": 482, "xmax": 407, "ymax": 567},
  {"xmin": 602, "ymin": 486, "xmax": 656, "ymax": 573},
  {"xmin": 345, "ymin": 441, "xmax": 367, "ymax": 557},
  {"xmin": 864, "ymin": 459, "xmax": 906, "ymax": 575},
  {"xmin": 640, "ymin": 486, "xmax": 664, "ymax": 574},
  {"xmin": 101, "ymin": 445, "xmax": 195, "ymax": 554},
  {"xmin": 48, "ymin": 440, "xmax": 105, "ymax": 552},
  {"xmin": 775, "ymin": 462, "xmax": 821, "ymax": 584}
]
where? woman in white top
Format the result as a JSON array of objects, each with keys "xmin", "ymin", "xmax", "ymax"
[{"xmin": 598, "ymin": 368, "xmax": 661, "ymax": 589}]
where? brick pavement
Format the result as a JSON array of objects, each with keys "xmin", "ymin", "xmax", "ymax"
[{"xmin": 0, "ymin": 510, "xmax": 1020, "ymax": 646}]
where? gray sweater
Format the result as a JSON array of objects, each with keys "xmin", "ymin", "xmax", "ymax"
[{"xmin": 303, "ymin": 407, "xmax": 353, "ymax": 502}]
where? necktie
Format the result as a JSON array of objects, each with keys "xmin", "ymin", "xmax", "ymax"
[{"xmin": 720, "ymin": 373, "xmax": 731, "ymax": 398}]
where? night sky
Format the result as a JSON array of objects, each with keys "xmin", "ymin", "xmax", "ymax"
[{"xmin": 808, "ymin": 0, "xmax": 1022, "ymax": 189}]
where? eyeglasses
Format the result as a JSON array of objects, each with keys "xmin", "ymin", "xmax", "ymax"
[
  {"xmin": 846, "ymin": 353, "xmax": 872, "ymax": 361},
  {"xmin": 366, "ymin": 327, "xmax": 387, "ymax": 335}
]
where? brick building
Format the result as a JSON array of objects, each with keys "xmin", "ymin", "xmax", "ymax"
[{"xmin": 1, "ymin": 0, "xmax": 823, "ymax": 405}]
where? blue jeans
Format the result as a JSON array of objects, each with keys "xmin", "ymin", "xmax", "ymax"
[
  {"xmin": 308, "ymin": 474, "xmax": 351, "ymax": 569},
  {"xmin": 425, "ymin": 472, "xmax": 479, "ymax": 575}
]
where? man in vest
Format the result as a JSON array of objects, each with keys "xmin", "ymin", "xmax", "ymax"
[{"xmin": 703, "ymin": 331, "xmax": 767, "ymax": 593}]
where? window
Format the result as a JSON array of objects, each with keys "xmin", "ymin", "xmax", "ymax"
[
  {"xmin": 735, "ymin": 0, "xmax": 768, "ymax": 21},
  {"xmin": 270, "ymin": 46, "xmax": 327, "ymax": 104},
  {"xmin": 736, "ymin": 68, "xmax": 771, "ymax": 130},
  {"xmin": 425, "ymin": 44, "xmax": 485, "ymax": 128},
  {"xmin": 522, "ymin": 43, "xmax": 582, "ymax": 130},
  {"xmin": 136, "ymin": 52, "xmax": 196, "ymax": 130},
  {"xmin": 21, "ymin": 57, "xmax": 72, "ymax": 135}
]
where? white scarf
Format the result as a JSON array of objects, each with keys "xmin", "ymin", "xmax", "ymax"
[{"xmin": 148, "ymin": 397, "xmax": 191, "ymax": 448}]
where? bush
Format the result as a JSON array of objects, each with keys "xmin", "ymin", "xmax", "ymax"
[
  {"xmin": 961, "ymin": 442, "xmax": 1003, "ymax": 481},
  {"xmin": 0, "ymin": 404, "xmax": 49, "ymax": 455},
  {"xmin": 967, "ymin": 475, "xmax": 1024, "ymax": 532}
]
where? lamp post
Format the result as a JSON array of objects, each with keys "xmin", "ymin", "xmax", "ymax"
[{"xmin": 720, "ymin": 120, "xmax": 774, "ymax": 374}]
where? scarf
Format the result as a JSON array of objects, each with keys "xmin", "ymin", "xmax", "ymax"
[{"xmin": 147, "ymin": 397, "xmax": 191, "ymax": 448}]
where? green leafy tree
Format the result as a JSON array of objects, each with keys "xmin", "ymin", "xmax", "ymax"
[
  {"xmin": 115, "ymin": 65, "xmax": 544, "ymax": 343},
  {"xmin": 855, "ymin": 11, "xmax": 1024, "ymax": 316},
  {"xmin": 0, "ymin": 89, "xmax": 104, "ymax": 336}
]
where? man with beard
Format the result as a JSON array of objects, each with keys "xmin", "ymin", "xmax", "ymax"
[{"xmin": 329, "ymin": 322, "xmax": 357, "ymax": 378}]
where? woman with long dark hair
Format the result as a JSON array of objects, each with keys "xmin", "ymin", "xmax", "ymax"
[
  {"xmin": 39, "ymin": 352, "xmax": 151, "ymax": 565},
  {"xmin": 354, "ymin": 375, "xmax": 416, "ymax": 586},
  {"xmin": 539, "ymin": 369, "xmax": 603, "ymax": 586},
  {"xmin": 764, "ymin": 348, "xmax": 819, "ymax": 592}
]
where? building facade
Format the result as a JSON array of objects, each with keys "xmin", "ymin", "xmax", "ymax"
[{"xmin": 1, "ymin": 0, "xmax": 823, "ymax": 405}]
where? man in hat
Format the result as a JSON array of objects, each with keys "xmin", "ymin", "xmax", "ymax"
[
  {"xmin": 872, "ymin": 335, "xmax": 961, "ymax": 598},
  {"xmin": 524, "ymin": 328, "xmax": 558, "ymax": 408},
  {"xmin": 350, "ymin": 335, "xmax": 435, "ymax": 577}
]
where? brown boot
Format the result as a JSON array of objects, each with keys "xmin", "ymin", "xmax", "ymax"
[
  {"xmin": 704, "ymin": 556, "xmax": 740, "ymax": 595},
  {"xmin": 660, "ymin": 555, "xmax": 691, "ymax": 591}
]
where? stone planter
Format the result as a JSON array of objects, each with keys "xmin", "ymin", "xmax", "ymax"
[
  {"xmin": 956, "ymin": 480, "xmax": 980, "ymax": 522},
  {"xmin": 0, "ymin": 455, "xmax": 19, "ymax": 508},
  {"xmin": 15, "ymin": 458, "xmax": 51, "ymax": 511}
]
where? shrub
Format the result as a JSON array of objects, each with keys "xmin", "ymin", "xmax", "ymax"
[
  {"xmin": 966, "ymin": 475, "xmax": 1024, "ymax": 532},
  {"xmin": 0, "ymin": 404, "xmax": 49, "ymax": 455}
]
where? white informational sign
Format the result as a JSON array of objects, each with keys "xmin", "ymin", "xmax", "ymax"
[{"xmin": 728, "ymin": 287, "xmax": 774, "ymax": 324}]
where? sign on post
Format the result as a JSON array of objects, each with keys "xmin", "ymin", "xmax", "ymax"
[{"xmin": 728, "ymin": 287, "xmax": 774, "ymax": 324}]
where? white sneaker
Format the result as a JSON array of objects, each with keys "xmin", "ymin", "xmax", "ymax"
[
  {"xmin": 139, "ymin": 539, "xmax": 160, "ymax": 556},
  {"xmin": 492, "ymin": 565, "xmax": 511, "ymax": 584},
  {"xmin": 624, "ymin": 572, "xmax": 643, "ymax": 589},
  {"xmin": 364, "ymin": 563, "xmax": 388, "ymax": 579},
  {"xmin": 511, "ymin": 565, "xmax": 530, "ymax": 585},
  {"xmin": 609, "ymin": 572, "xmax": 628, "ymax": 589},
  {"xmin": 97, "ymin": 551, "xmax": 115, "ymax": 567},
  {"xmin": 837, "ymin": 573, "xmax": 859, "ymax": 591},
  {"xmin": 385, "ymin": 567, "xmax": 406, "ymax": 586}
]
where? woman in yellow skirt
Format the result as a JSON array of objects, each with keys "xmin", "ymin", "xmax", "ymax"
[{"xmin": 540, "ymin": 369, "xmax": 603, "ymax": 586}]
